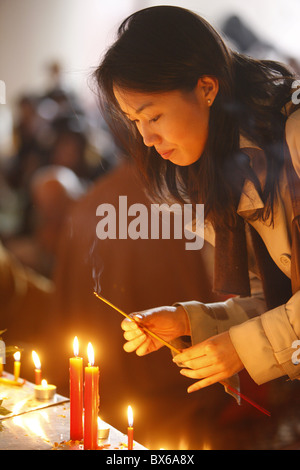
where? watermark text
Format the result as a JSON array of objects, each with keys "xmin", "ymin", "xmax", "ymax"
[
  {"xmin": 292, "ymin": 339, "xmax": 300, "ymax": 365},
  {"xmin": 96, "ymin": 196, "xmax": 204, "ymax": 250},
  {"xmin": 0, "ymin": 80, "xmax": 6, "ymax": 105},
  {"xmin": 0, "ymin": 340, "xmax": 6, "ymax": 365},
  {"xmin": 292, "ymin": 80, "xmax": 300, "ymax": 105}
]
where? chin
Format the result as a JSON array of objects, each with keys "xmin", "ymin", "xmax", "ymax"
[{"xmin": 171, "ymin": 156, "xmax": 200, "ymax": 166}]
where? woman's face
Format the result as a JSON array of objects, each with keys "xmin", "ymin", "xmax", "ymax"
[{"xmin": 114, "ymin": 78, "xmax": 217, "ymax": 166}]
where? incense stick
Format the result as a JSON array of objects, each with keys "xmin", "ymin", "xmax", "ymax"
[
  {"xmin": 93, "ymin": 292, "xmax": 180, "ymax": 354},
  {"xmin": 221, "ymin": 382, "xmax": 271, "ymax": 417},
  {"xmin": 93, "ymin": 291, "xmax": 271, "ymax": 416}
]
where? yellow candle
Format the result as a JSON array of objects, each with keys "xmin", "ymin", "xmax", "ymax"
[{"xmin": 13, "ymin": 351, "xmax": 21, "ymax": 382}]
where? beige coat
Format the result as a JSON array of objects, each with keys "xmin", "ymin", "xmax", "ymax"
[{"xmin": 179, "ymin": 108, "xmax": 300, "ymax": 385}]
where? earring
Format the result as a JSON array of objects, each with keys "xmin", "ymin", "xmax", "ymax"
[{"xmin": 207, "ymin": 99, "xmax": 211, "ymax": 105}]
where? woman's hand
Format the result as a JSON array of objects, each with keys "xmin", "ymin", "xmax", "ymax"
[
  {"xmin": 173, "ymin": 331, "xmax": 244, "ymax": 393},
  {"xmin": 121, "ymin": 305, "xmax": 189, "ymax": 356}
]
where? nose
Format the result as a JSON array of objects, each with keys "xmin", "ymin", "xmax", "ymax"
[{"xmin": 139, "ymin": 123, "xmax": 161, "ymax": 147}]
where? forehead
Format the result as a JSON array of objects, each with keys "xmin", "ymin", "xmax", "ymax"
[
  {"xmin": 113, "ymin": 87, "xmax": 157, "ymax": 114},
  {"xmin": 113, "ymin": 86, "xmax": 183, "ymax": 116}
]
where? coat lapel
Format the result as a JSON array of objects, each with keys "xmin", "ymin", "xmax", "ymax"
[
  {"xmin": 213, "ymin": 145, "xmax": 294, "ymax": 309},
  {"xmin": 284, "ymin": 141, "xmax": 300, "ymax": 294}
]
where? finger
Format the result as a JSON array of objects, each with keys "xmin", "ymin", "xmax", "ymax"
[
  {"xmin": 179, "ymin": 365, "xmax": 217, "ymax": 380},
  {"xmin": 123, "ymin": 333, "xmax": 147, "ymax": 353},
  {"xmin": 136, "ymin": 336, "xmax": 152, "ymax": 356},
  {"xmin": 186, "ymin": 372, "xmax": 227, "ymax": 393},
  {"xmin": 121, "ymin": 317, "xmax": 143, "ymax": 332},
  {"xmin": 123, "ymin": 329, "xmax": 145, "ymax": 342},
  {"xmin": 176, "ymin": 355, "xmax": 215, "ymax": 370},
  {"xmin": 121, "ymin": 318, "xmax": 134, "ymax": 331},
  {"xmin": 172, "ymin": 344, "xmax": 207, "ymax": 365}
]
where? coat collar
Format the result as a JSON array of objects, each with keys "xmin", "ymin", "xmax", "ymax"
[
  {"xmin": 237, "ymin": 179, "xmax": 264, "ymax": 214},
  {"xmin": 238, "ymin": 137, "xmax": 265, "ymax": 214}
]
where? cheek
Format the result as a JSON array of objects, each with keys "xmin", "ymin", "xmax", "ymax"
[
  {"xmin": 178, "ymin": 121, "xmax": 208, "ymax": 154},
  {"xmin": 163, "ymin": 118, "xmax": 194, "ymax": 144},
  {"xmin": 187, "ymin": 112, "xmax": 209, "ymax": 149},
  {"xmin": 162, "ymin": 105, "xmax": 209, "ymax": 153}
]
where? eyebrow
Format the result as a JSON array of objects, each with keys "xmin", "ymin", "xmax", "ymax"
[{"xmin": 123, "ymin": 102, "xmax": 154, "ymax": 116}]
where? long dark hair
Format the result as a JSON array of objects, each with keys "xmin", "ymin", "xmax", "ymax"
[{"xmin": 94, "ymin": 5, "xmax": 295, "ymax": 228}]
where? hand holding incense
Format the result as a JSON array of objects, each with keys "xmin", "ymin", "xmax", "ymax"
[
  {"xmin": 93, "ymin": 292, "xmax": 180, "ymax": 354},
  {"xmin": 93, "ymin": 291, "xmax": 270, "ymax": 416}
]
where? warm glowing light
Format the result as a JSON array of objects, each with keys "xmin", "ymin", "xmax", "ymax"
[
  {"xmin": 14, "ymin": 351, "xmax": 21, "ymax": 361},
  {"xmin": 41, "ymin": 379, "xmax": 47, "ymax": 387},
  {"xmin": 12, "ymin": 397, "xmax": 28, "ymax": 416},
  {"xmin": 97, "ymin": 417, "xmax": 105, "ymax": 429},
  {"xmin": 97, "ymin": 416, "xmax": 109, "ymax": 439},
  {"xmin": 73, "ymin": 336, "xmax": 79, "ymax": 357},
  {"xmin": 87, "ymin": 343, "xmax": 94, "ymax": 366},
  {"xmin": 13, "ymin": 413, "xmax": 50, "ymax": 444},
  {"xmin": 178, "ymin": 436, "xmax": 189, "ymax": 450},
  {"xmin": 202, "ymin": 442, "xmax": 211, "ymax": 450},
  {"xmin": 127, "ymin": 405, "xmax": 133, "ymax": 427},
  {"xmin": 32, "ymin": 351, "xmax": 41, "ymax": 369}
]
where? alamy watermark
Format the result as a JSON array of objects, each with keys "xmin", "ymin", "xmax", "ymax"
[
  {"xmin": 0, "ymin": 80, "xmax": 6, "ymax": 105},
  {"xmin": 0, "ymin": 340, "xmax": 5, "ymax": 365},
  {"xmin": 292, "ymin": 80, "xmax": 300, "ymax": 105},
  {"xmin": 292, "ymin": 339, "xmax": 300, "ymax": 365},
  {"xmin": 96, "ymin": 196, "xmax": 204, "ymax": 250}
]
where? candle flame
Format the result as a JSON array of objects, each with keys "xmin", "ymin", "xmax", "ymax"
[
  {"xmin": 14, "ymin": 351, "xmax": 21, "ymax": 361},
  {"xmin": 127, "ymin": 405, "xmax": 133, "ymax": 427},
  {"xmin": 73, "ymin": 336, "xmax": 79, "ymax": 357},
  {"xmin": 87, "ymin": 342, "xmax": 94, "ymax": 366},
  {"xmin": 41, "ymin": 379, "xmax": 47, "ymax": 387},
  {"xmin": 32, "ymin": 351, "xmax": 41, "ymax": 370}
]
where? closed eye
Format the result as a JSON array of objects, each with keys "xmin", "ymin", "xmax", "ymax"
[
  {"xmin": 127, "ymin": 115, "xmax": 161, "ymax": 125},
  {"xmin": 149, "ymin": 114, "xmax": 161, "ymax": 123}
]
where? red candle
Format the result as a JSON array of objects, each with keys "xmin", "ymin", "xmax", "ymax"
[
  {"xmin": 70, "ymin": 336, "xmax": 83, "ymax": 441},
  {"xmin": 84, "ymin": 343, "xmax": 99, "ymax": 450},
  {"xmin": 32, "ymin": 351, "xmax": 42, "ymax": 385},
  {"xmin": 127, "ymin": 405, "xmax": 134, "ymax": 450}
]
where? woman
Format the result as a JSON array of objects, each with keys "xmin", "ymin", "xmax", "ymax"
[{"xmin": 94, "ymin": 6, "xmax": 300, "ymax": 394}]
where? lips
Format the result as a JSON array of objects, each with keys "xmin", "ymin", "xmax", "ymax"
[{"xmin": 157, "ymin": 149, "xmax": 173, "ymax": 160}]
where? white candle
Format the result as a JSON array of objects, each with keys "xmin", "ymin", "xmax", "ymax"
[
  {"xmin": 98, "ymin": 417, "xmax": 110, "ymax": 440},
  {"xmin": 34, "ymin": 379, "xmax": 56, "ymax": 401}
]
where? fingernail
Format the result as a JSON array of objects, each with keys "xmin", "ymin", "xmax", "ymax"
[
  {"xmin": 133, "ymin": 314, "xmax": 143, "ymax": 322},
  {"xmin": 173, "ymin": 354, "xmax": 181, "ymax": 362}
]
